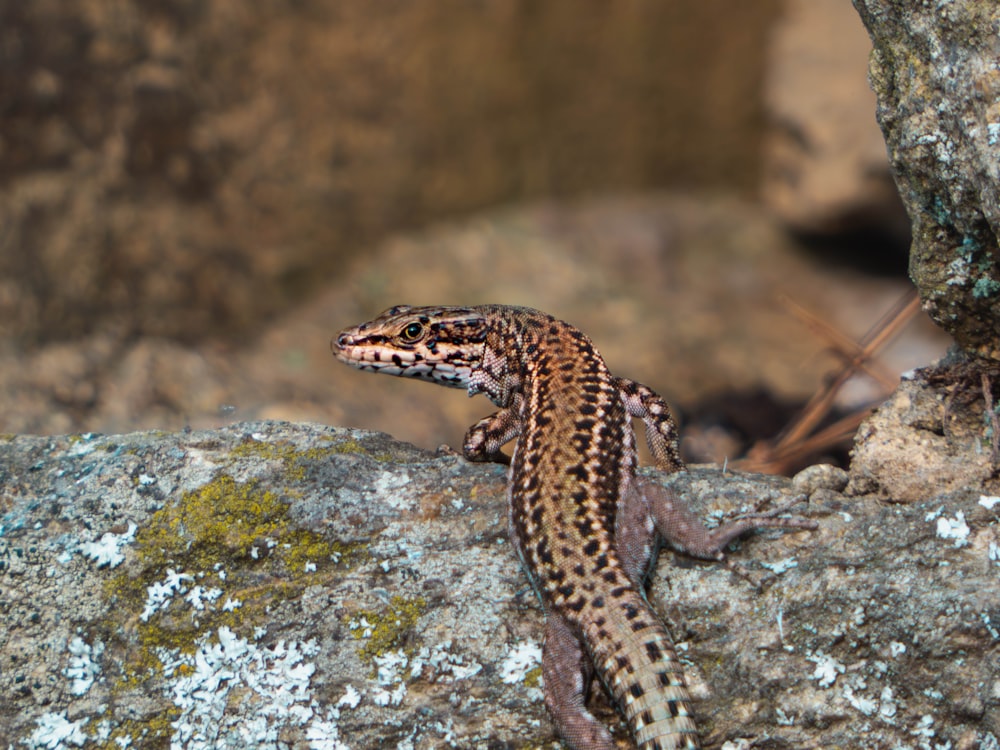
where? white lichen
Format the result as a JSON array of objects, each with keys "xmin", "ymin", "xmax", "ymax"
[
  {"xmin": 336, "ymin": 685, "xmax": 362, "ymax": 709},
  {"xmin": 911, "ymin": 713, "xmax": 936, "ymax": 740},
  {"xmin": 879, "ymin": 686, "xmax": 899, "ymax": 723},
  {"xmin": 374, "ymin": 470, "xmax": 414, "ymax": 510},
  {"xmin": 929, "ymin": 510, "xmax": 970, "ymax": 548},
  {"xmin": 63, "ymin": 636, "xmax": 103, "ymax": 696},
  {"xmin": 184, "ymin": 585, "xmax": 223, "ymax": 611},
  {"xmin": 348, "ymin": 616, "xmax": 374, "ymax": 639},
  {"xmin": 979, "ymin": 495, "xmax": 1000, "ymax": 510},
  {"xmin": 987, "ymin": 123, "xmax": 1000, "ymax": 146},
  {"xmin": 409, "ymin": 641, "xmax": 482, "ymax": 682},
  {"xmin": 140, "ymin": 568, "xmax": 195, "ymax": 622},
  {"xmin": 981, "ymin": 613, "xmax": 1000, "ymax": 640},
  {"xmin": 842, "ymin": 684, "xmax": 878, "ymax": 716},
  {"xmin": 304, "ymin": 707, "xmax": 350, "ymax": 750},
  {"xmin": 774, "ymin": 707, "xmax": 795, "ymax": 726},
  {"xmin": 946, "ymin": 256, "xmax": 970, "ymax": 286},
  {"xmin": 165, "ymin": 626, "xmax": 333, "ymax": 750},
  {"xmin": 499, "ymin": 640, "xmax": 542, "ymax": 685},
  {"xmin": 80, "ymin": 523, "xmax": 137, "ymax": 569},
  {"xmin": 759, "ymin": 557, "xmax": 798, "ymax": 575},
  {"xmin": 24, "ymin": 712, "xmax": 88, "ymax": 749},
  {"xmin": 851, "ymin": 606, "xmax": 866, "ymax": 628},
  {"xmin": 371, "ymin": 650, "xmax": 409, "ymax": 707},
  {"xmin": 808, "ymin": 652, "xmax": 845, "ymax": 689}
]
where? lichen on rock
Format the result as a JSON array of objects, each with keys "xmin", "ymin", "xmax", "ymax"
[
  {"xmin": 2, "ymin": 420, "xmax": 999, "ymax": 747},
  {"xmin": 853, "ymin": 0, "xmax": 1000, "ymax": 360}
]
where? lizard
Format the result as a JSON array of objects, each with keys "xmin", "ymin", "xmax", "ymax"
[{"xmin": 332, "ymin": 304, "xmax": 817, "ymax": 750}]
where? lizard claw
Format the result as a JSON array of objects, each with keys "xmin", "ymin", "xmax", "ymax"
[{"xmin": 731, "ymin": 493, "xmax": 817, "ymax": 531}]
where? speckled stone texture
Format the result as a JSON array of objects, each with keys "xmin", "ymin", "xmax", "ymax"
[
  {"xmin": 848, "ymin": 367, "xmax": 999, "ymax": 502},
  {"xmin": 853, "ymin": 0, "xmax": 1000, "ymax": 359},
  {"xmin": 1, "ymin": 422, "xmax": 998, "ymax": 748}
]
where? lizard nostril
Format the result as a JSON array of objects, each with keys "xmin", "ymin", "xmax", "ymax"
[{"xmin": 333, "ymin": 334, "xmax": 349, "ymax": 351}]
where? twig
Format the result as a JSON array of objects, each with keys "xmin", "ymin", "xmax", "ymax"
[
  {"xmin": 982, "ymin": 372, "xmax": 1000, "ymax": 467},
  {"xmin": 736, "ymin": 290, "xmax": 922, "ymax": 475}
]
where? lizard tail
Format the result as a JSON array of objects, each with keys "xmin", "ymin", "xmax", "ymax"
[{"xmin": 583, "ymin": 595, "xmax": 701, "ymax": 750}]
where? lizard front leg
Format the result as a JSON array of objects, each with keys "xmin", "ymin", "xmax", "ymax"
[
  {"xmin": 616, "ymin": 377, "xmax": 685, "ymax": 473},
  {"xmin": 462, "ymin": 402, "xmax": 523, "ymax": 464}
]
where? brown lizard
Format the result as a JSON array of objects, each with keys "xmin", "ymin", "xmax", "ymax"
[{"xmin": 332, "ymin": 304, "xmax": 816, "ymax": 750}]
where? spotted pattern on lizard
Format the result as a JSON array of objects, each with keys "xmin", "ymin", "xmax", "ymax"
[{"xmin": 332, "ymin": 304, "xmax": 816, "ymax": 750}]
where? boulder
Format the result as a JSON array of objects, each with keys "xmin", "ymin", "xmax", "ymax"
[{"xmin": 1, "ymin": 422, "xmax": 997, "ymax": 748}]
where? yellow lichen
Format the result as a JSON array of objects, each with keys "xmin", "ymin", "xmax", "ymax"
[
  {"xmin": 320, "ymin": 434, "xmax": 404, "ymax": 463},
  {"xmin": 103, "ymin": 472, "xmax": 365, "ymax": 688},
  {"xmin": 349, "ymin": 595, "xmax": 427, "ymax": 663},
  {"xmin": 523, "ymin": 665, "xmax": 543, "ymax": 688},
  {"xmin": 323, "ymin": 437, "xmax": 368, "ymax": 455},
  {"xmin": 135, "ymin": 474, "xmax": 288, "ymax": 571}
]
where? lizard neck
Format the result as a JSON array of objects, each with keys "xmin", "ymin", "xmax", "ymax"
[{"xmin": 466, "ymin": 305, "xmax": 554, "ymax": 408}]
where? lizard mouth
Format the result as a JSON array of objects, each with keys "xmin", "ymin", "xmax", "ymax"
[
  {"xmin": 331, "ymin": 330, "xmax": 422, "ymax": 376},
  {"xmin": 329, "ymin": 332, "xmax": 352, "ymax": 363},
  {"xmin": 330, "ymin": 332, "xmax": 377, "ymax": 369},
  {"xmin": 330, "ymin": 331, "xmax": 351, "ymax": 358}
]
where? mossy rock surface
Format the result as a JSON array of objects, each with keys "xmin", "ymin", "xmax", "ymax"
[{"xmin": 0, "ymin": 420, "xmax": 998, "ymax": 747}]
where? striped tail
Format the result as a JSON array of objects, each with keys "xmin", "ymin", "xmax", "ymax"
[{"xmin": 584, "ymin": 593, "xmax": 700, "ymax": 750}]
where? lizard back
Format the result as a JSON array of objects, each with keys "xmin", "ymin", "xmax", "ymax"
[{"xmin": 501, "ymin": 309, "xmax": 699, "ymax": 749}]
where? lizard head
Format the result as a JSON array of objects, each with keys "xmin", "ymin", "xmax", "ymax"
[{"xmin": 332, "ymin": 305, "xmax": 489, "ymax": 390}]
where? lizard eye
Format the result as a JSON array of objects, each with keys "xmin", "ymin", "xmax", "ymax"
[{"xmin": 400, "ymin": 322, "xmax": 424, "ymax": 342}]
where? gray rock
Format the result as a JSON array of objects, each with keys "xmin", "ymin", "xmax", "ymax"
[
  {"xmin": 791, "ymin": 462, "xmax": 849, "ymax": 496},
  {"xmin": 848, "ymin": 370, "xmax": 998, "ymax": 503},
  {"xmin": 2, "ymin": 422, "xmax": 998, "ymax": 748},
  {"xmin": 853, "ymin": 0, "xmax": 1000, "ymax": 360}
]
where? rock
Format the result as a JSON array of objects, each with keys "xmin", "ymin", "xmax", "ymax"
[
  {"xmin": 852, "ymin": 0, "xmax": 1000, "ymax": 360},
  {"xmin": 762, "ymin": 0, "xmax": 907, "ymax": 238},
  {"xmin": 2, "ymin": 421, "xmax": 999, "ymax": 748},
  {"xmin": 791, "ymin": 462, "xmax": 849, "ymax": 496},
  {"xmin": 848, "ymin": 363, "xmax": 999, "ymax": 503}
]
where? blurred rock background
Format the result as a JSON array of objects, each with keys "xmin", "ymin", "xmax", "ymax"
[{"xmin": 0, "ymin": 0, "xmax": 948, "ymax": 466}]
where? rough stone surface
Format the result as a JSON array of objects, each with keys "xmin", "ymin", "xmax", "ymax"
[
  {"xmin": 762, "ymin": 0, "xmax": 906, "ymax": 238},
  {"xmin": 2, "ymin": 421, "xmax": 999, "ymax": 748},
  {"xmin": 849, "ymin": 363, "xmax": 1000, "ymax": 504},
  {"xmin": 853, "ymin": 0, "xmax": 1000, "ymax": 359}
]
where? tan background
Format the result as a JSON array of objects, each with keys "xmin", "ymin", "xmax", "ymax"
[{"xmin": 0, "ymin": 0, "xmax": 942, "ymax": 459}]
